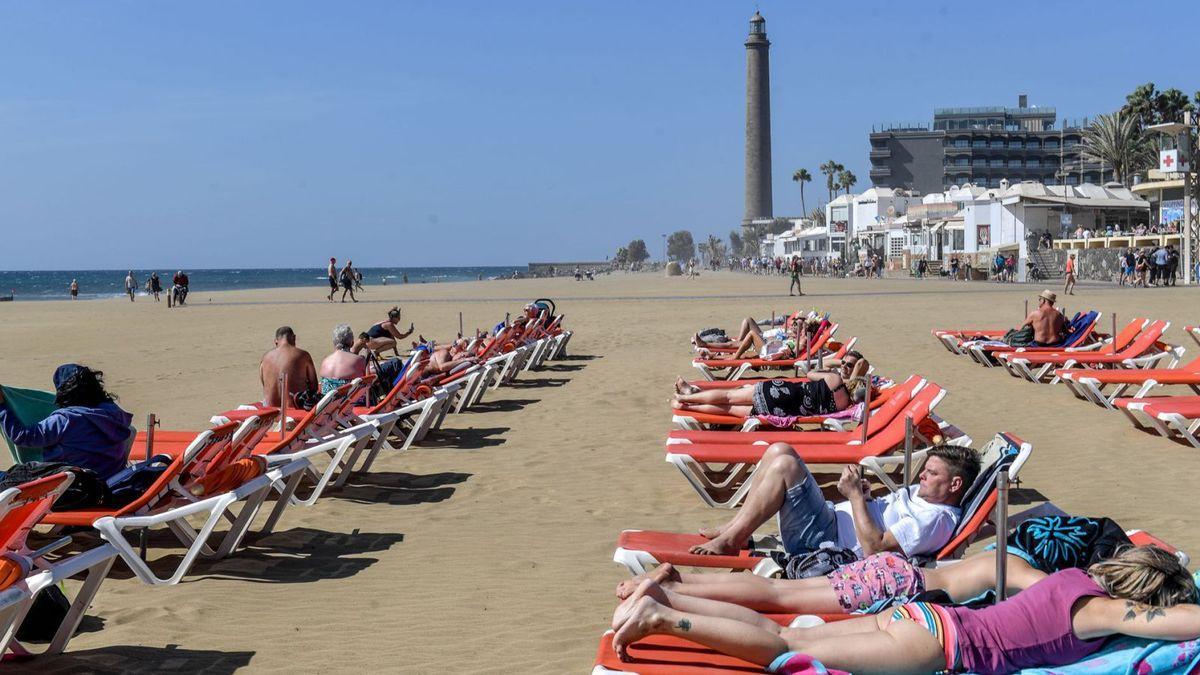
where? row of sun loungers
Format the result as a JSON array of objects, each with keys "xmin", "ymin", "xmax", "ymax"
[
  {"xmin": 591, "ymin": 314, "xmax": 1198, "ymax": 673},
  {"xmin": 0, "ymin": 305, "xmax": 574, "ymax": 659},
  {"xmin": 591, "ymin": 315, "xmax": 1071, "ymax": 673},
  {"xmin": 938, "ymin": 317, "xmax": 1200, "ymax": 448}
]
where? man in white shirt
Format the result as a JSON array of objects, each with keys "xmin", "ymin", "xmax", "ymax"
[{"xmin": 690, "ymin": 443, "xmax": 980, "ymax": 558}]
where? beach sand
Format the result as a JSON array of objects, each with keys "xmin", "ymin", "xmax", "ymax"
[{"xmin": 2, "ymin": 271, "xmax": 1197, "ymax": 673}]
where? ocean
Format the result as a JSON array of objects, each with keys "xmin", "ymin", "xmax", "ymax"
[{"xmin": 0, "ymin": 267, "xmax": 527, "ymax": 301}]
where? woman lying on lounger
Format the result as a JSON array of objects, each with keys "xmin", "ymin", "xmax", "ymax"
[
  {"xmin": 672, "ymin": 353, "xmax": 869, "ymax": 418},
  {"xmin": 611, "ymin": 545, "xmax": 1200, "ymax": 674},
  {"xmin": 617, "ymin": 515, "xmax": 1138, "ymax": 615},
  {"xmin": 693, "ymin": 314, "xmax": 800, "ymax": 350},
  {"xmin": 696, "ymin": 316, "xmax": 826, "ymax": 362}
]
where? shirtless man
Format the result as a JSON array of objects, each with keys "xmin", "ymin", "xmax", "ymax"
[
  {"xmin": 260, "ymin": 326, "xmax": 318, "ymax": 407},
  {"xmin": 1022, "ymin": 290, "xmax": 1067, "ymax": 346},
  {"xmin": 326, "ymin": 257, "xmax": 338, "ymax": 302}
]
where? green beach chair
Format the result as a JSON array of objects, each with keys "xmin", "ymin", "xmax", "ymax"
[{"xmin": 0, "ymin": 386, "xmax": 58, "ymax": 463}]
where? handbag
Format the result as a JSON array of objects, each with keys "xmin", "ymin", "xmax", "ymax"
[
  {"xmin": 775, "ymin": 542, "xmax": 859, "ymax": 580},
  {"xmin": 0, "ymin": 462, "xmax": 110, "ymax": 511}
]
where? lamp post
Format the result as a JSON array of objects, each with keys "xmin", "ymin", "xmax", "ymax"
[{"xmin": 1148, "ymin": 114, "xmax": 1197, "ymax": 285}]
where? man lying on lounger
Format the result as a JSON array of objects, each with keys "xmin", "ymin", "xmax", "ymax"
[
  {"xmin": 672, "ymin": 353, "xmax": 868, "ymax": 419},
  {"xmin": 688, "ymin": 443, "xmax": 980, "ymax": 557}
]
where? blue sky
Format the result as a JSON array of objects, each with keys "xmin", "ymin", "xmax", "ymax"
[{"xmin": 1, "ymin": 1, "xmax": 1197, "ymax": 269}]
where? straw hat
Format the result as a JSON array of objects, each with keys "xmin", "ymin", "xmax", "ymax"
[{"xmin": 1038, "ymin": 290, "xmax": 1057, "ymax": 303}]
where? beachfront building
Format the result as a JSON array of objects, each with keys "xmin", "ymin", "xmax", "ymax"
[
  {"xmin": 843, "ymin": 188, "xmax": 919, "ymax": 267},
  {"xmin": 761, "ymin": 219, "xmax": 841, "ymax": 263},
  {"xmin": 869, "ymin": 95, "xmax": 1107, "ymax": 195}
]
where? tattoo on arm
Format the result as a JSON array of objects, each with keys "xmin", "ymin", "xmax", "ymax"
[
  {"xmin": 677, "ymin": 619, "xmax": 692, "ymax": 632},
  {"xmin": 1123, "ymin": 601, "xmax": 1166, "ymax": 622}
]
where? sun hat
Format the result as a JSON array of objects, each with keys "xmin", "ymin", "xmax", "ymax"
[{"xmin": 1038, "ymin": 290, "xmax": 1057, "ymax": 303}]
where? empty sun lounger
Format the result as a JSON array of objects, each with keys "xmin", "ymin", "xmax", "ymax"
[
  {"xmin": 1114, "ymin": 394, "xmax": 1200, "ymax": 449},
  {"xmin": 0, "ymin": 473, "xmax": 118, "ymax": 658},
  {"xmin": 615, "ymin": 432, "xmax": 1030, "ymax": 575},
  {"xmin": 998, "ymin": 320, "xmax": 1180, "ymax": 383},
  {"xmin": 1057, "ymin": 354, "xmax": 1200, "ymax": 409}
]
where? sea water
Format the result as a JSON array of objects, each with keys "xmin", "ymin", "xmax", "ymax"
[{"xmin": 0, "ymin": 267, "xmax": 526, "ymax": 301}]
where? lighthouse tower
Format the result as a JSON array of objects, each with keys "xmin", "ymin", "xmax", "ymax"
[{"xmin": 742, "ymin": 11, "xmax": 773, "ymax": 227}]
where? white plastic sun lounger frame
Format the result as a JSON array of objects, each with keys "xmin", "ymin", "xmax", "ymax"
[
  {"xmin": 1118, "ymin": 400, "xmax": 1200, "ymax": 449},
  {"xmin": 1060, "ymin": 369, "xmax": 1200, "ymax": 410},
  {"xmin": 999, "ymin": 328, "xmax": 1180, "ymax": 384},
  {"xmin": 0, "ymin": 542, "xmax": 117, "ymax": 657},
  {"xmin": 965, "ymin": 331, "xmax": 1105, "ymax": 368},
  {"xmin": 692, "ymin": 326, "xmax": 839, "ymax": 382}
]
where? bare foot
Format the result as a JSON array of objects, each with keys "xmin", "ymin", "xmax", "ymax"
[
  {"xmin": 616, "ymin": 563, "xmax": 681, "ymax": 599},
  {"xmin": 612, "ymin": 596, "xmax": 669, "ymax": 661},
  {"xmin": 697, "ymin": 525, "xmax": 724, "ymax": 540},
  {"xmin": 674, "ymin": 377, "xmax": 699, "ymax": 395},
  {"xmin": 688, "ymin": 535, "xmax": 740, "ymax": 556}
]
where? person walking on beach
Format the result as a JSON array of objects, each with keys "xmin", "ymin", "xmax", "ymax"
[
  {"xmin": 149, "ymin": 272, "xmax": 162, "ymax": 302},
  {"xmin": 353, "ymin": 268, "xmax": 364, "ymax": 291},
  {"xmin": 1167, "ymin": 245, "xmax": 1179, "ymax": 286},
  {"xmin": 326, "ymin": 257, "xmax": 338, "ymax": 302},
  {"xmin": 68, "ymin": 279, "xmax": 78, "ymax": 300},
  {"xmin": 1063, "ymin": 253, "xmax": 1077, "ymax": 295},
  {"xmin": 124, "ymin": 271, "xmax": 137, "ymax": 302},
  {"xmin": 339, "ymin": 260, "xmax": 358, "ymax": 303},
  {"xmin": 788, "ymin": 256, "xmax": 803, "ymax": 296}
]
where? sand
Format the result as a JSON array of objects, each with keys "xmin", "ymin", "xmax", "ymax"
[{"xmin": 1, "ymin": 271, "xmax": 1197, "ymax": 674}]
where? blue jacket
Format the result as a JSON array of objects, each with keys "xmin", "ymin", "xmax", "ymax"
[{"xmin": 0, "ymin": 402, "xmax": 133, "ymax": 480}]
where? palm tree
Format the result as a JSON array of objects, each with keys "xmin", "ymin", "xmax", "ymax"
[
  {"xmin": 1123, "ymin": 83, "xmax": 1158, "ymax": 129},
  {"xmin": 792, "ymin": 168, "xmax": 812, "ymax": 215},
  {"xmin": 819, "ymin": 160, "xmax": 843, "ymax": 202},
  {"xmin": 1081, "ymin": 111, "xmax": 1156, "ymax": 186},
  {"xmin": 838, "ymin": 170, "xmax": 857, "ymax": 197},
  {"xmin": 1155, "ymin": 88, "xmax": 1195, "ymax": 126}
]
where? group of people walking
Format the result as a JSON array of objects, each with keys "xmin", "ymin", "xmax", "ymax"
[
  {"xmin": 326, "ymin": 257, "xmax": 365, "ymax": 302},
  {"xmin": 1117, "ymin": 245, "xmax": 1180, "ymax": 288}
]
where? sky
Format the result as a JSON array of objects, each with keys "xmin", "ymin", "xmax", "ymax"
[{"xmin": 1, "ymin": 1, "xmax": 1198, "ymax": 270}]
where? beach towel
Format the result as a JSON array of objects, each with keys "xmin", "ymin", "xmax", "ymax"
[{"xmin": 0, "ymin": 386, "xmax": 57, "ymax": 463}]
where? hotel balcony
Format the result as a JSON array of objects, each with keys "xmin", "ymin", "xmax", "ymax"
[
  {"xmin": 869, "ymin": 166, "xmax": 891, "ymax": 178},
  {"xmin": 869, "ymin": 147, "xmax": 891, "ymax": 159}
]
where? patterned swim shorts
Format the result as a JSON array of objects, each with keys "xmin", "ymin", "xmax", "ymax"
[{"xmin": 826, "ymin": 552, "xmax": 925, "ymax": 612}]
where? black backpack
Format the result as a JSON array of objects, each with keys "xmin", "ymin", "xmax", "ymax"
[{"xmin": 0, "ymin": 462, "xmax": 110, "ymax": 511}]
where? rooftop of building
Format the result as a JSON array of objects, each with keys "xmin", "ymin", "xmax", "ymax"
[{"xmin": 934, "ymin": 106, "xmax": 1056, "ymax": 118}]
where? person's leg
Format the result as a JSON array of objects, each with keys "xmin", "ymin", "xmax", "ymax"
[
  {"xmin": 674, "ymin": 377, "xmax": 700, "ymax": 395},
  {"xmin": 611, "ymin": 596, "xmax": 791, "ymax": 666},
  {"xmin": 785, "ymin": 612, "xmax": 948, "ymax": 675},
  {"xmin": 690, "ymin": 443, "xmax": 818, "ymax": 555},
  {"xmin": 673, "ymin": 386, "xmax": 754, "ymax": 408},
  {"xmin": 367, "ymin": 338, "xmax": 398, "ymax": 357},
  {"xmin": 731, "ymin": 333, "xmax": 758, "ymax": 359},
  {"xmin": 665, "ymin": 574, "xmax": 842, "ymax": 614},
  {"xmin": 621, "ymin": 579, "xmax": 783, "ymax": 632}
]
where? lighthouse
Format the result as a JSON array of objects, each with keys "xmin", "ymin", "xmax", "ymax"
[{"xmin": 742, "ymin": 11, "xmax": 773, "ymax": 227}]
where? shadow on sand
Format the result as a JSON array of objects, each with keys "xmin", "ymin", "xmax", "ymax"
[
  {"xmin": 330, "ymin": 470, "xmax": 470, "ymax": 506},
  {"xmin": 506, "ymin": 378, "xmax": 571, "ymax": 389},
  {"xmin": 419, "ymin": 426, "xmax": 509, "ymax": 449},
  {"xmin": 465, "ymin": 398, "xmax": 540, "ymax": 413},
  {"xmin": 15, "ymin": 644, "xmax": 255, "ymax": 674}
]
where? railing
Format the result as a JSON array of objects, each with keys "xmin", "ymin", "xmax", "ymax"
[{"xmin": 935, "ymin": 106, "xmax": 1057, "ymax": 117}]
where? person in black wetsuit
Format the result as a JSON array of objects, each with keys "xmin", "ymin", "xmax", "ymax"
[
  {"xmin": 671, "ymin": 352, "xmax": 869, "ymax": 418},
  {"xmin": 363, "ymin": 306, "xmax": 414, "ymax": 357}
]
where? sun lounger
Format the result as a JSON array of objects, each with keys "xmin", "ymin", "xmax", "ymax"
[
  {"xmin": 934, "ymin": 310, "xmax": 1099, "ymax": 358},
  {"xmin": 39, "ymin": 418, "xmax": 291, "ymax": 585},
  {"xmin": 1056, "ymin": 354, "xmax": 1200, "ymax": 408},
  {"xmin": 692, "ymin": 325, "xmax": 838, "ymax": 381},
  {"xmin": 615, "ymin": 432, "xmax": 1029, "ymax": 575},
  {"xmin": 672, "ymin": 374, "xmax": 893, "ymax": 432},
  {"xmin": 1114, "ymin": 394, "xmax": 1200, "ymax": 449},
  {"xmin": 998, "ymin": 320, "xmax": 1180, "ymax": 383},
  {"xmin": 963, "ymin": 311, "xmax": 1102, "ymax": 367},
  {"xmin": 667, "ymin": 376, "xmax": 927, "ymax": 447},
  {"xmin": 597, "ymin": 532, "xmax": 1190, "ymax": 675},
  {"xmin": 0, "ymin": 473, "xmax": 118, "ymax": 658},
  {"xmin": 664, "ymin": 384, "xmax": 964, "ymax": 508}
]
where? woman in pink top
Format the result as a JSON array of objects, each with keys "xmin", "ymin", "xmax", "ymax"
[{"xmin": 611, "ymin": 546, "xmax": 1199, "ymax": 674}]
